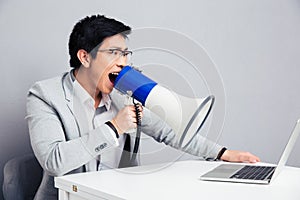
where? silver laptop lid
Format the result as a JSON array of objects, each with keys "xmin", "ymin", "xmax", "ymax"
[{"xmin": 270, "ymin": 119, "xmax": 300, "ymax": 182}]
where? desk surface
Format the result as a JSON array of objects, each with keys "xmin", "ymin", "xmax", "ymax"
[{"xmin": 55, "ymin": 160, "xmax": 300, "ymax": 200}]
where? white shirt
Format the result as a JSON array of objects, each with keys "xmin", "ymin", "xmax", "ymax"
[{"xmin": 72, "ymin": 76, "xmax": 126, "ymax": 171}]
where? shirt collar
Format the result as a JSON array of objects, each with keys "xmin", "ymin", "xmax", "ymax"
[{"xmin": 100, "ymin": 93, "xmax": 112, "ymax": 111}]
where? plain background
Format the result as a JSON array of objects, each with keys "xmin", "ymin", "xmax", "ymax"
[{"xmin": 1, "ymin": 0, "xmax": 300, "ymax": 199}]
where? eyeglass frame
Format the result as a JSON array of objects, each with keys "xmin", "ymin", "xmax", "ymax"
[{"xmin": 97, "ymin": 48, "xmax": 133, "ymax": 60}]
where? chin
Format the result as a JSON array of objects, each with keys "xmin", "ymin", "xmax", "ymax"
[{"xmin": 102, "ymin": 87, "xmax": 113, "ymax": 94}]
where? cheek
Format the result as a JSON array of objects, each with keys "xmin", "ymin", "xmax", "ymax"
[
  {"xmin": 90, "ymin": 57, "xmax": 114, "ymax": 92},
  {"xmin": 90, "ymin": 61, "xmax": 106, "ymax": 82},
  {"xmin": 90, "ymin": 69, "xmax": 103, "ymax": 89},
  {"xmin": 96, "ymin": 73, "xmax": 106, "ymax": 88},
  {"xmin": 96, "ymin": 70, "xmax": 111, "ymax": 91}
]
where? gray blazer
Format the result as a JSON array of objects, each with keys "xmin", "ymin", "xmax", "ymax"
[{"xmin": 26, "ymin": 71, "xmax": 222, "ymax": 200}]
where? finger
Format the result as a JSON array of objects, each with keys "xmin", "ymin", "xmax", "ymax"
[
  {"xmin": 129, "ymin": 104, "xmax": 143, "ymax": 113},
  {"xmin": 243, "ymin": 153, "xmax": 259, "ymax": 163},
  {"xmin": 137, "ymin": 104, "xmax": 143, "ymax": 112},
  {"xmin": 127, "ymin": 111, "xmax": 137, "ymax": 123},
  {"xmin": 240, "ymin": 153, "xmax": 253, "ymax": 162},
  {"xmin": 130, "ymin": 105, "xmax": 136, "ymax": 111},
  {"xmin": 245, "ymin": 152, "xmax": 260, "ymax": 163},
  {"xmin": 250, "ymin": 155, "xmax": 260, "ymax": 163},
  {"xmin": 130, "ymin": 116, "xmax": 137, "ymax": 128},
  {"xmin": 124, "ymin": 105, "xmax": 135, "ymax": 112},
  {"xmin": 139, "ymin": 111, "xmax": 143, "ymax": 119}
]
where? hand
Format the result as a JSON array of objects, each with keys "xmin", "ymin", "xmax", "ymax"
[
  {"xmin": 220, "ymin": 150, "xmax": 260, "ymax": 163},
  {"xmin": 111, "ymin": 105, "xmax": 143, "ymax": 134}
]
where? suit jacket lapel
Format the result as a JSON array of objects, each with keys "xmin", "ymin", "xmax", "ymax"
[
  {"xmin": 62, "ymin": 72, "xmax": 75, "ymax": 115},
  {"xmin": 61, "ymin": 72, "xmax": 81, "ymax": 139}
]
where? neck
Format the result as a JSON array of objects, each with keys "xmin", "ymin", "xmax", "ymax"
[
  {"xmin": 94, "ymin": 93, "xmax": 102, "ymax": 108},
  {"xmin": 73, "ymin": 69, "xmax": 102, "ymax": 108}
]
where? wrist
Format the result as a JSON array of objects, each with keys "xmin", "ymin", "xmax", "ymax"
[
  {"xmin": 110, "ymin": 119, "xmax": 123, "ymax": 134},
  {"xmin": 105, "ymin": 121, "xmax": 119, "ymax": 138},
  {"xmin": 217, "ymin": 147, "xmax": 227, "ymax": 160}
]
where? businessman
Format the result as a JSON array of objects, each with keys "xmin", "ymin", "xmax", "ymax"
[{"xmin": 26, "ymin": 14, "xmax": 260, "ymax": 200}]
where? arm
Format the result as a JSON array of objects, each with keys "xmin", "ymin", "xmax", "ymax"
[
  {"xmin": 140, "ymin": 108, "xmax": 261, "ymax": 162},
  {"xmin": 140, "ymin": 108, "xmax": 223, "ymax": 159},
  {"xmin": 26, "ymin": 84, "xmax": 118, "ymax": 176}
]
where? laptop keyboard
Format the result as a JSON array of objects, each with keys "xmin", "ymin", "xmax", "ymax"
[{"xmin": 230, "ymin": 166, "xmax": 275, "ymax": 180}]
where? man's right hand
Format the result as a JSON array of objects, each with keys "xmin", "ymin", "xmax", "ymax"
[{"xmin": 111, "ymin": 105, "xmax": 143, "ymax": 134}]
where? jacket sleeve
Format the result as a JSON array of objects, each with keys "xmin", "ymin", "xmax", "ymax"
[
  {"xmin": 26, "ymin": 82, "xmax": 118, "ymax": 176},
  {"xmin": 141, "ymin": 108, "xmax": 223, "ymax": 160}
]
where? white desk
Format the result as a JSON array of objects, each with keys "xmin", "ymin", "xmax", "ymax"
[{"xmin": 55, "ymin": 160, "xmax": 300, "ymax": 200}]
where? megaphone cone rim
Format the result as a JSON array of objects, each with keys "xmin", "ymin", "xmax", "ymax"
[{"xmin": 178, "ymin": 95, "xmax": 215, "ymax": 149}]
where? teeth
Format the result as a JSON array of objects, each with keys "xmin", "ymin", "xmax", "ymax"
[{"xmin": 111, "ymin": 72, "xmax": 119, "ymax": 76}]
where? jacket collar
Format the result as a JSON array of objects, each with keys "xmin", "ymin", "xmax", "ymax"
[
  {"xmin": 62, "ymin": 70, "xmax": 76, "ymax": 116},
  {"xmin": 62, "ymin": 70, "xmax": 75, "ymax": 103}
]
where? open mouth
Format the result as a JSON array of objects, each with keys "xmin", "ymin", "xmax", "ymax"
[{"xmin": 108, "ymin": 72, "xmax": 119, "ymax": 85}]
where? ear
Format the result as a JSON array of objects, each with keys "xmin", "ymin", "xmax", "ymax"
[{"xmin": 77, "ymin": 49, "xmax": 91, "ymax": 68}]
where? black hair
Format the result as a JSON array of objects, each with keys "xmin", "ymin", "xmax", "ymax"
[{"xmin": 68, "ymin": 14, "xmax": 131, "ymax": 68}]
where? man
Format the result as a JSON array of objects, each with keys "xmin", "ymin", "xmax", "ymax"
[{"xmin": 26, "ymin": 14, "xmax": 260, "ymax": 200}]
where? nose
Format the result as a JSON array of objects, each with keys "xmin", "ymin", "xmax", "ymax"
[{"xmin": 116, "ymin": 55, "xmax": 127, "ymax": 67}]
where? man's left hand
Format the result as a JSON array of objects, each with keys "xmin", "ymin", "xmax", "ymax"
[{"xmin": 220, "ymin": 150, "xmax": 261, "ymax": 163}]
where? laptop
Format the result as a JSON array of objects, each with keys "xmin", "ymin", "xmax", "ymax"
[{"xmin": 200, "ymin": 119, "xmax": 300, "ymax": 184}]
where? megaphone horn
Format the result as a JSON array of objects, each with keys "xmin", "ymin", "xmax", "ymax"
[{"xmin": 114, "ymin": 66, "xmax": 215, "ymax": 148}]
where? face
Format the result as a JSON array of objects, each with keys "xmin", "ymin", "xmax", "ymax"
[{"xmin": 86, "ymin": 34, "xmax": 129, "ymax": 95}]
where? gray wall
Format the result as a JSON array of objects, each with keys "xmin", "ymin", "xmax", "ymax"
[{"xmin": 1, "ymin": 0, "xmax": 300, "ymax": 199}]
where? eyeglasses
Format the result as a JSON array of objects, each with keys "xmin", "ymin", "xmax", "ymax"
[{"xmin": 98, "ymin": 48, "xmax": 132, "ymax": 62}]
